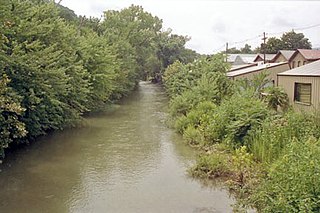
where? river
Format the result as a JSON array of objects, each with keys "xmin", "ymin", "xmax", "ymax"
[{"xmin": 0, "ymin": 82, "xmax": 233, "ymax": 213}]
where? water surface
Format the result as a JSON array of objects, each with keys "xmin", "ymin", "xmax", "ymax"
[{"xmin": 0, "ymin": 82, "xmax": 233, "ymax": 213}]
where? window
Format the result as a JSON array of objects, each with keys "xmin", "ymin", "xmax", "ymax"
[
  {"xmin": 303, "ymin": 61, "xmax": 307, "ymax": 65},
  {"xmin": 297, "ymin": 61, "xmax": 301, "ymax": 67},
  {"xmin": 294, "ymin": 83, "xmax": 311, "ymax": 104},
  {"xmin": 292, "ymin": 61, "xmax": 296, "ymax": 68}
]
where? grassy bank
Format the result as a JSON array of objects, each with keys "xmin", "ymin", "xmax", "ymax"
[{"xmin": 163, "ymin": 55, "xmax": 320, "ymax": 212}]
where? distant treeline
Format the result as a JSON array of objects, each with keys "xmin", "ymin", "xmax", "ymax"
[{"xmin": 0, "ymin": 0, "xmax": 198, "ymax": 157}]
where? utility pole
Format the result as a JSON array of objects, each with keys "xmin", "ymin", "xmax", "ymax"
[
  {"xmin": 225, "ymin": 42, "xmax": 228, "ymax": 63},
  {"xmin": 262, "ymin": 32, "xmax": 267, "ymax": 64}
]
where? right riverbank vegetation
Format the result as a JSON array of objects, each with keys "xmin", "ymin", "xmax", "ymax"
[
  {"xmin": 0, "ymin": 1, "xmax": 197, "ymax": 158},
  {"xmin": 163, "ymin": 55, "xmax": 320, "ymax": 212}
]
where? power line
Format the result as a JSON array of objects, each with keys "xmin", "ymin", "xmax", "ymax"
[
  {"xmin": 268, "ymin": 22, "xmax": 320, "ymax": 36},
  {"xmin": 229, "ymin": 35, "xmax": 261, "ymax": 46},
  {"xmin": 213, "ymin": 22, "xmax": 320, "ymax": 53},
  {"xmin": 212, "ymin": 43, "xmax": 226, "ymax": 52},
  {"xmin": 295, "ymin": 23, "xmax": 320, "ymax": 31}
]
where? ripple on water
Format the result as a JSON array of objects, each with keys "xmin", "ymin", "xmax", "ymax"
[{"xmin": 0, "ymin": 82, "xmax": 234, "ymax": 213}]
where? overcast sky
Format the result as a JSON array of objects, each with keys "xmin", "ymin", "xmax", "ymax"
[{"xmin": 60, "ymin": 0, "xmax": 320, "ymax": 54}]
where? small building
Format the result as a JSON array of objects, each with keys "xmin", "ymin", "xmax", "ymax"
[
  {"xmin": 253, "ymin": 54, "xmax": 276, "ymax": 63},
  {"xmin": 230, "ymin": 63, "xmax": 257, "ymax": 72},
  {"xmin": 227, "ymin": 62, "xmax": 290, "ymax": 85},
  {"xmin": 227, "ymin": 54, "xmax": 257, "ymax": 65},
  {"xmin": 277, "ymin": 60, "xmax": 320, "ymax": 111},
  {"xmin": 288, "ymin": 49, "xmax": 320, "ymax": 69},
  {"xmin": 271, "ymin": 50, "xmax": 295, "ymax": 63}
]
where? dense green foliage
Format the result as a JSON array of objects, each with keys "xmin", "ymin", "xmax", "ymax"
[
  {"xmin": 163, "ymin": 55, "xmax": 320, "ymax": 212},
  {"xmin": 264, "ymin": 30, "xmax": 312, "ymax": 54},
  {"xmin": 225, "ymin": 31, "xmax": 312, "ymax": 54},
  {"xmin": 251, "ymin": 138, "xmax": 320, "ymax": 212},
  {"xmin": 0, "ymin": 0, "xmax": 197, "ymax": 157}
]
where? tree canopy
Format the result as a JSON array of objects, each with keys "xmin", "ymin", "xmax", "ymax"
[
  {"xmin": 0, "ymin": 0, "xmax": 197, "ymax": 157},
  {"xmin": 264, "ymin": 30, "xmax": 312, "ymax": 54}
]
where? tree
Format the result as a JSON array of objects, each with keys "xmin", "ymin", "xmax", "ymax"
[
  {"xmin": 281, "ymin": 30, "xmax": 312, "ymax": 50},
  {"xmin": 102, "ymin": 5, "xmax": 163, "ymax": 81},
  {"xmin": 264, "ymin": 37, "xmax": 283, "ymax": 54},
  {"xmin": 263, "ymin": 31, "xmax": 312, "ymax": 54},
  {"xmin": 0, "ymin": 75, "xmax": 27, "ymax": 157},
  {"xmin": 156, "ymin": 29, "xmax": 197, "ymax": 70},
  {"xmin": 226, "ymin": 47, "xmax": 241, "ymax": 54},
  {"xmin": 240, "ymin": 44, "xmax": 253, "ymax": 54}
]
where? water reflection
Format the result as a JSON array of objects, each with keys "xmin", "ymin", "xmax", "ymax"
[{"xmin": 0, "ymin": 82, "xmax": 233, "ymax": 213}]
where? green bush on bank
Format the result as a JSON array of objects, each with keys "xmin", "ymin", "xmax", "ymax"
[
  {"xmin": 163, "ymin": 54, "xmax": 320, "ymax": 212},
  {"xmin": 251, "ymin": 138, "xmax": 320, "ymax": 212}
]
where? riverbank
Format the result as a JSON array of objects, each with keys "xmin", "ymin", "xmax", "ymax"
[
  {"xmin": 0, "ymin": 82, "xmax": 234, "ymax": 212},
  {"xmin": 163, "ymin": 55, "xmax": 320, "ymax": 212}
]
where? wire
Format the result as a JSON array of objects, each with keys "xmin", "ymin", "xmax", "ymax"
[
  {"xmin": 212, "ymin": 22, "xmax": 320, "ymax": 53},
  {"xmin": 212, "ymin": 44, "xmax": 226, "ymax": 52},
  {"xmin": 229, "ymin": 35, "xmax": 261, "ymax": 46},
  {"xmin": 268, "ymin": 23, "xmax": 320, "ymax": 36}
]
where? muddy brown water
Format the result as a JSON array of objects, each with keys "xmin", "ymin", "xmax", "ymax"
[{"xmin": 0, "ymin": 82, "xmax": 234, "ymax": 213}]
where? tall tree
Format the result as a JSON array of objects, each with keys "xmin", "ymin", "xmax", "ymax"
[
  {"xmin": 102, "ymin": 5, "xmax": 163, "ymax": 81},
  {"xmin": 240, "ymin": 44, "xmax": 253, "ymax": 54},
  {"xmin": 264, "ymin": 37, "xmax": 283, "ymax": 54},
  {"xmin": 0, "ymin": 75, "xmax": 27, "ymax": 157},
  {"xmin": 263, "ymin": 31, "xmax": 312, "ymax": 54},
  {"xmin": 281, "ymin": 30, "xmax": 312, "ymax": 50}
]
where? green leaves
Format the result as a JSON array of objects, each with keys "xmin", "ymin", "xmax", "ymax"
[
  {"xmin": 0, "ymin": 75, "xmax": 26, "ymax": 157},
  {"xmin": 0, "ymin": 0, "xmax": 194, "ymax": 157},
  {"xmin": 264, "ymin": 30, "xmax": 312, "ymax": 54},
  {"xmin": 252, "ymin": 138, "xmax": 320, "ymax": 212}
]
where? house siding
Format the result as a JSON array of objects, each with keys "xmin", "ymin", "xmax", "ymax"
[
  {"xmin": 232, "ymin": 63, "xmax": 290, "ymax": 85},
  {"xmin": 278, "ymin": 75, "xmax": 320, "ymax": 111},
  {"xmin": 274, "ymin": 54, "xmax": 287, "ymax": 63},
  {"xmin": 290, "ymin": 52, "xmax": 308, "ymax": 68}
]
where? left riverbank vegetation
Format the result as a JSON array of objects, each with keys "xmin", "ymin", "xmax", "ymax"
[
  {"xmin": 163, "ymin": 55, "xmax": 320, "ymax": 212},
  {"xmin": 0, "ymin": 0, "xmax": 198, "ymax": 158}
]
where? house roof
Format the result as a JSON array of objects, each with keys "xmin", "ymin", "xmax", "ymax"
[
  {"xmin": 273, "ymin": 50, "xmax": 295, "ymax": 61},
  {"xmin": 230, "ymin": 63, "xmax": 257, "ymax": 72},
  {"xmin": 227, "ymin": 62, "xmax": 288, "ymax": 77},
  {"xmin": 278, "ymin": 60, "xmax": 320, "ymax": 77},
  {"xmin": 253, "ymin": 54, "xmax": 276, "ymax": 62},
  {"xmin": 296, "ymin": 49, "xmax": 320, "ymax": 60},
  {"xmin": 227, "ymin": 54, "xmax": 256, "ymax": 63}
]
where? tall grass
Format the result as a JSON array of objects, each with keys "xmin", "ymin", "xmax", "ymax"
[{"xmin": 245, "ymin": 110, "xmax": 320, "ymax": 164}]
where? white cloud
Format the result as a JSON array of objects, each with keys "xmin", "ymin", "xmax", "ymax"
[{"xmin": 61, "ymin": 0, "xmax": 320, "ymax": 54}]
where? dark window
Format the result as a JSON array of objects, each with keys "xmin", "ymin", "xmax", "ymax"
[
  {"xmin": 294, "ymin": 83, "xmax": 311, "ymax": 104},
  {"xmin": 292, "ymin": 61, "xmax": 296, "ymax": 68},
  {"xmin": 297, "ymin": 61, "xmax": 301, "ymax": 67},
  {"xmin": 303, "ymin": 61, "xmax": 307, "ymax": 65}
]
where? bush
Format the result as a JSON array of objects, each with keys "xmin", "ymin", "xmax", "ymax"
[
  {"xmin": 201, "ymin": 93, "xmax": 269, "ymax": 147},
  {"xmin": 245, "ymin": 110, "xmax": 320, "ymax": 164},
  {"xmin": 183, "ymin": 126, "xmax": 203, "ymax": 146},
  {"xmin": 251, "ymin": 138, "xmax": 320, "ymax": 212},
  {"xmin": 191, "ymin": 153, "xmax": 231, "ymax": 178},
  {"xmin": 174, "ymin": 101, "xmax": 216, "ymax": 134}
]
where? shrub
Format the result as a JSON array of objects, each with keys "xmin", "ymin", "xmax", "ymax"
[
  {"xmin": 191, "ymin": 153, "xmax": 231, "ymax": 178},
  {"xmin": 174, "ymin": 101, "xmax": 216, "ymax": 134},
  {"xmin": 202, "ymin": 93, "xmax": 270, "ymax": 147},
  {"xmin": 183, "ymin": 126, "xmax": 203, "ymax": 146},
  {"xmin": 169, "ymin": 89, "xmax": 200, "ymax": 117},
  {"xmin": 251, "ymin": 138, "xmax": 320, "ymax": 212},
  {"xmin": 245, "ymin": 110, "xmax": 320, "ymax": 164},
  {"xmin": 263, "ymin": 86, "xmax": 289, "ymax": 111}
]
